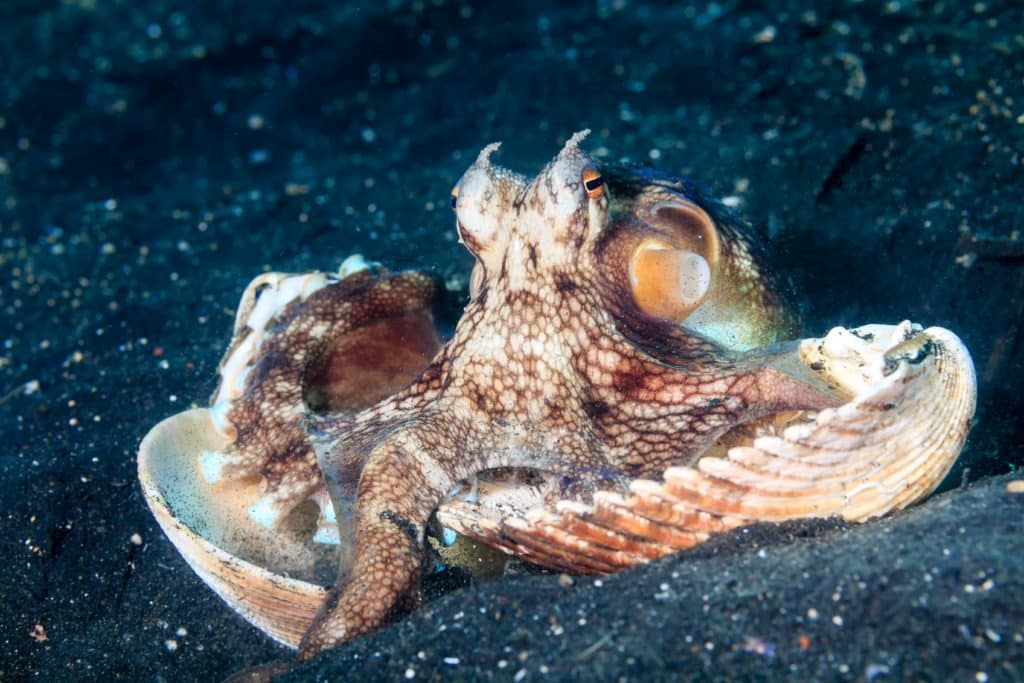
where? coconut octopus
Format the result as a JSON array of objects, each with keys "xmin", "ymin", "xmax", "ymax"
[{"xmin": 138, "ymin": 131, "xmax": 976, "ymax": 659}]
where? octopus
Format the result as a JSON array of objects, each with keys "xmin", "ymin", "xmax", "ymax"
[{"xmin": 137, "ymin": 131, "xmax": 976, "ymax": 659}]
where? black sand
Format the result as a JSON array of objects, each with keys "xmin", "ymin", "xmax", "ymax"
[{"xmin": 2, "ymin": 1, "xmax": 1022, "ymax": 680}]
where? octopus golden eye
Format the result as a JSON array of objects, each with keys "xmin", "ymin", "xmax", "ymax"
[
  {"xmin": 450, "ymin": 184, "xmax": 460, "ymax": 209},
  {"xmin": 582, "ymin": 165, "xmax": 605, "ymax": 198}
]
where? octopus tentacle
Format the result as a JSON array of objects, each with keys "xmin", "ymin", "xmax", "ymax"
[
  {"xmin": 571, "ymin": 333, "xmax": 844, "ymax": 478},
  {"xmin": 435, "ymin": 323, "xmax": 975, "ymax": 573},
  {"xmin": 202, "ymin": 263, "xmax": 441, "ymax": 532},
  {"xmin": 299, "ymin": 432, "xmax": 459, "ymax": 657}
]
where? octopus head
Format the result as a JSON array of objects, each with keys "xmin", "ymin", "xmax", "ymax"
[
  {"xmin": 451, "ymin": 130, "xmax": 743, "ymax": 347},
  {"xmin": 452, "ymin": 131, "xmax": 618, "ymax": 298}
]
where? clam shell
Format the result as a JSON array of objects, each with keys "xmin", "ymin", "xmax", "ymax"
[
  {"xmin": 138, "ymin": 408, "xmax": 327, "ymax": 648},
  {"xmin": 436, "ymin": 322, "xmax": 977, "ymax": 573}
]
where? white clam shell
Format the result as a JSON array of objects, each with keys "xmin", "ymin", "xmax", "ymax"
[
  {"xmin": 138, "ymin": 409, "xmax": 328, "ymax": 648},
  {"xmin": 436, "ymin": 323, "xmax": 977, "ymax": 572}
]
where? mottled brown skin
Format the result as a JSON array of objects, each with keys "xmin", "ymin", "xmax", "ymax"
[
  {"xmin": 213, "ymin": 269, "xmax": 440, "ymax": 527},
  {"xmin": 298, "ymin": 134, "xmax": 840, "ymax": 656}
]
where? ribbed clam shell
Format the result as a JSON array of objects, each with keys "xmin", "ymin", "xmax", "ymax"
[
  {"xmin": 138, "ymin": 409, "xmax": 327, "ymax": 648},
  {"xmin": 436, "ymin": 323, "xmax": 976, "ymax": 573}
]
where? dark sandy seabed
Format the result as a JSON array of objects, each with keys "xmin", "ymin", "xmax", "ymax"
[{"xmin": 1, "ymin": 1, "xmax": 1023, "ymax": 681}]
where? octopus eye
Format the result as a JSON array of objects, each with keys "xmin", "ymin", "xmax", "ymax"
[
  {"xmin": 582, "ymin": 166, "xmax": 605, "ymax": 199},
  {"xmin": 450, "ymin": 184, "xmax": 460, "ymax": 210}
]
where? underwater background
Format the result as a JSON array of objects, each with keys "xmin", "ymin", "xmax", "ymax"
[{"xmin": 1, "ymin": 0, "xmax": 1022, "ymax": 680}]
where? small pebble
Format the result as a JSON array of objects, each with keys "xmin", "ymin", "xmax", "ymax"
[{"xmin": 753, "ymin": 25, "xmax": 777, "ymax": 43}]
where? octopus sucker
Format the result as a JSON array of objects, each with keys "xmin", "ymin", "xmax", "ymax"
[{"xmin": 138, "ymin": 133, "xmax": 976, "ymax": 658}]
